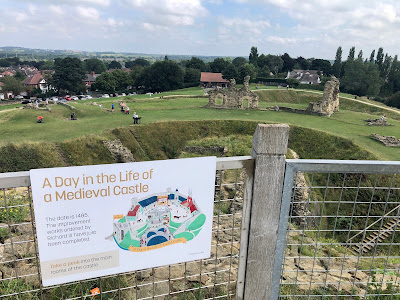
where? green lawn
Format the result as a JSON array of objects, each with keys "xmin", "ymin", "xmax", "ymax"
[{"xmin": 0, "ymin": 88, "xmax": 399, "ymax": 161}]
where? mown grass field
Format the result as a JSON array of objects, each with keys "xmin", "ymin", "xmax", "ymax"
[{"xmin": 0, "ymin": 87, "xmax": 399, "ymax": 162}]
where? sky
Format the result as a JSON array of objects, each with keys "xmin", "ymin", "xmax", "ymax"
[{"xmin": 1, "ymin": 0, "xmax": 400, "ymax": 60}]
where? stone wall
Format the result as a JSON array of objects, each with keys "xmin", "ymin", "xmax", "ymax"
[
  {"xmin": 365, "ymin": 118, "xmax": 392, "ymax": 126},
  {"xmin": 306, "ymin": 76, "xmax": 340, "ymax": 116},
  {"xmin": 207, "ymin": 76, "xmax": 259, "ymax": 109},
  {"xmin": 370, "ymin": 134, "xmax": 400, "ymax": 147},
  {"xmin": 103, "ymin": 139, "xmax": 135, "ymax": 162}
]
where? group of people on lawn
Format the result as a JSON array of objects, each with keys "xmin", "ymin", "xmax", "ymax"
[
  {"xmin": 119, "ymin": 101, "xmax": 140, "ymax": 124},
  {"xmin": 37, "ymin": 100, "xmax": 140, "ymax": 124}
]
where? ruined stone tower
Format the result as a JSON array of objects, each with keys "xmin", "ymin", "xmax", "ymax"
[{"xmin": 306, "ymin": 76, "xmax": 340, "ymax": 116}]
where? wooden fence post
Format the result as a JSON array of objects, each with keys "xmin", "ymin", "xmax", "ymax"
[{"xmin": 243, "ymin": 123, "xmax": 289, "ymax": 300}]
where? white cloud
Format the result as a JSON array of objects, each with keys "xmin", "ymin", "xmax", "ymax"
[
  {"xmin": 106, "ymin": 18, "xmax": 124, "ymax": 27},
  {"xmin": 21, "ymin": 0, "xmax": 111, "ymax": 6},
  {"xmin": 127, "ymin": 0, "xmax": 208, "ymax": 28},
  {"xmin": 218, "ymin": 17, "xmax": 271, "ymax": 36},
  {"xmin": 76, "ymin": 6, "xmax": 100, "ymax": 21},
  {"xmin": 28, "ymin": 4, "xmax": 38, "ymax": 15},
  {"xmin": 15, "ymin": 12, "xmax": 27, "ymax": 22},
  {"xmin": 266, "ymin": 36, "xmax": 296, "ymax": 44},
  {"xmin": 49, "ymin": 5, "xmax": 63, "ymax": 15}
]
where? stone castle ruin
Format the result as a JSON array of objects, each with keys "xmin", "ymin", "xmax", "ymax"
[
  {"xmin": 207, "ymin": 76, "xmax": 259, "ymax": 109},
  {"xmin": 306, "ymin": 76, "xmax": 340, "ymax": 116}
]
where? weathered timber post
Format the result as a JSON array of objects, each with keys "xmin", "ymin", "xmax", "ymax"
[{"xmin": 243, "ymin": 124, "xmax": 289, "ymax": 300}]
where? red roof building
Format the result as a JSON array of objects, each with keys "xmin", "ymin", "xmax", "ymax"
[
  {"xmin": 84, "ymin": 72, "xmax": 100, "ymax": 87},
  {"xmin": 22, "ymin": 74, "xmax": 49, "ymax": 92},
  {"xmin": 200, "ymin": 72, "xmax": 230, "ymax": 88}
]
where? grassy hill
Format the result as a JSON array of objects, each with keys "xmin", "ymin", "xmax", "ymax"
[{"xmin": 0, "ymin": 87, "xmax": 398, "ymax": 172}]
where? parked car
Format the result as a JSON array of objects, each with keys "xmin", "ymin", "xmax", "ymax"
[
  {"xmin": 58, "ymin": 98, "xmax": 67, "ymax": 102},
  {"xmin": 101, "ymin": 94, "xmax": 110, "ymax": 98},
  {"xmin": 71, "ymin": 96, "xmax": 79, "ymax": 101},
  {"xmin": 21, "ymin": 99, "xmax": 32, "ymax": 104},
  {"xmin": 64, "ymin": 96, "xmax": 72, "ymax": 101},
  {"xmin": 78, "ymin": 95, "xmax": 86, "ymax": 100},
  {"xmin": 86, "ymin": 95, "xmax": 93, "ymax": 99},
  {"xmin": 15, "ymin": 95, "xmax": 24, "ymax": 100},
  {"xmin": 128, "ymin": 92, "xmax": 137, "ymax": 96},
  {"xmin": 120, "ymin": 93, "xmax": 126, "ymax": 96},
  {"xmin": 50, "ymin": 96, "xmax": 58, "ymax": 101}
]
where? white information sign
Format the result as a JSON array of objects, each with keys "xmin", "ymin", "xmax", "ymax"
[{"xmin": 30, "ymin": 157, "xmax": 216, "ymax": 286}]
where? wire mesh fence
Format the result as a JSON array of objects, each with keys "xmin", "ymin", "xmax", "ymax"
[
  {"xmin": 0, "ymin": 158, "xmax": 252, "ymax": 299},
  {"xmin": 277, "ymin": 160, "xmax": 400, "ymax": 299}
]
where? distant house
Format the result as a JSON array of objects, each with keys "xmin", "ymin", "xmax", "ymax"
[
  {"xmin": 84, "ymin": 72, "xmax": 99, "ymax": 87},
  {"xmin": 0, "ymin": 82, "xmax": 13, "ymax": 100},
  {"xmin": 200, "ymin": 72, "xmax": 230, "ymax": 88},
  {"xmin": 22, "ymin": 74, "xmax": 49, "ymax": 92},
  {"xmin": 286, "ymin": 70, "xmax": 321, "ymax": 85}
]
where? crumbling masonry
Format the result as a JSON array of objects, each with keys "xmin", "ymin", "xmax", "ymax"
[
  {"xmin": 306, "ymin": 76, "xmax": 340, "ymax": 116},
  {"xmin": 207, "ymin": 76, "xmax": 259, "ymax": 109}
]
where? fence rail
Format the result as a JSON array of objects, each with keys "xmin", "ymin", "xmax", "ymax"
[{"xmin": 0, "ymin": 156, "xmax": 254, "ymax": 300}]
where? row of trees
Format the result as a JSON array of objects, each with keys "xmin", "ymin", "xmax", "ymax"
[
  {"xmin": 2, "ymin": 47, "xmax": 400, "ymax": 109},
  {"xmin": 0, "ymin": 56, "xmax": 150, "ymax": 73},
  {"xmin": 331, "ymin": 46, "xmax": 400, "ymax": 107}
]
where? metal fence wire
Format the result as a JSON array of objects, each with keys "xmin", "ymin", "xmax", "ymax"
[
  {"xmin": 276, "ymin": 160, "xmax": 400, "ymax": 299},
  {"xmin": 0, "ymin": 157, "xmax": 254, "ymax": 300}
]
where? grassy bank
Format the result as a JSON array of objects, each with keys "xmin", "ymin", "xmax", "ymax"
[{"xmin": 0, "ymin": 120, "xmax": 375, "ymax": 173}]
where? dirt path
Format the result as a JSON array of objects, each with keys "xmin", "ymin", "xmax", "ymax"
[{"xmin": 0, "ymin": 107, "xmax": 21, "ymax": 114}]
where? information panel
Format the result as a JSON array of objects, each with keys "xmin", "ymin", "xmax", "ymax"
[{"xmin": 30, "ymin": 157, "xmax": 216, "ymax": 286}]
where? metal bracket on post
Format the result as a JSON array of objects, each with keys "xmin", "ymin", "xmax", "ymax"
[{"xmin": 243, "ymin": 124, "xmax": 289, "ymax": 300}]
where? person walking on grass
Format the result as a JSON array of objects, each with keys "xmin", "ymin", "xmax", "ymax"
[
  {"xmin": 111, "ymin": 103, "xmax": 114, "ymax": 112},
  {"xmin": 133, "ymin": 112, "xmax": 139, "ymax": 124}
]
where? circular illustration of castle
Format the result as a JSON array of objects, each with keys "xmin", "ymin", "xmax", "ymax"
[{"xmin": 108, "ymin": 188, "xmax": 206, "ymax": 251}]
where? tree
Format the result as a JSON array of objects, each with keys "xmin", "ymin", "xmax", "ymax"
[
  {"xmin": 249, "ymin": 46, "xmax": 259, "ymax": 66},
  {"xmin": 94, "ymin": 72, "xmax": 117, "ymax": 93},
  {"xmin": 387, "ymin": 55, "xmax": 400, "ymax": 94},
  {"xmin": 41, "ymin": 60, "xmax": 54, "ymax": 70},
  {"xmin": 136, "ymin": 61, "xmax": 184, "ymax": 92},
  {"xmin": 14, "ymin": 71, "xmax": 26, "ymax": 81},
  {"xmin": 1, "ymin": 76, "xmax": 24, "ymax": 96},
  {"xmin": 52, "ymin": 57, "xmax": 86, "ymax": 93},
  {"xmin": 357, "ymin": 50, "xmax": 363, "ymax": 62},
  {"xmin": 385, "ymin": 91, "xmax": 400, "ymax": 109},
  {"xmin": 186, "ymin": 57, "xmax": 206, "ymax": 71},
  {"xmin": 125, "ymin": 58, "xmax": 150, "ymax": 68},
  {"xmin": 238, "ymin": 63, "xmax": 256, "ymax": 82},
  {"xmin": 376, "ymin": 47, "xmax": 384, "ymax": 73},
  {"xmin": 347, "ymin": 46, "xmax": 355, "ymax": 61},
  {"xmin": 257, "ymin": 54, "xmax": 268, "ymax": 69},
  {"xmin": 84, "ymin": 58, "xmax": 106, "ymax": 73},
  {"xmin": 130, "ymin": 66, "xmax": 145, "ymax": 85},
  {"xmin": 281, "ymin": 53, "xmax": 296, "ymax": 72},
  {"xmin": 369, "ymin": 49, "xmax": 375, "ymax": 63},
  {"xmin": 108, "ymin": 60, "xmax": 122, "ymax": 69},
  {"xmin": 111, "ymin": 69, "xmax": 133, "ymax": 91},
  {"xmin": 232, "ymin": 57, "xmax": 247, "ymax": 68},
  {"xmin": 222, "ymin": 64, "xmax": 238, "ymax": 80},
  {"xmin": 296, "ymin": 56, "xmax": 311, "ymax": 70},
  {"xmin": 209, "ymin": 58, "xmax": 229, "ymax": 73},
  {"xmin": 341, "ymin": 60, "xmax": 383, "ymax": 97},
  {"xmin": 381, "ymin": 54, "xmax": 392, "ymax": 80},
  {"xmin": 332, "ymin": 46, "xmax": 342, "ymax": 77},
  {"xmin": 184, "ymin": 68, "xmax": 201, "ymax": 85},
  {"xmin": 264, "ymin": 55, "xmax": 283, "ymax": 74},
  {"xmin": 310, "ymin": 59, "xmax": 332, "ymax": 76}
]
